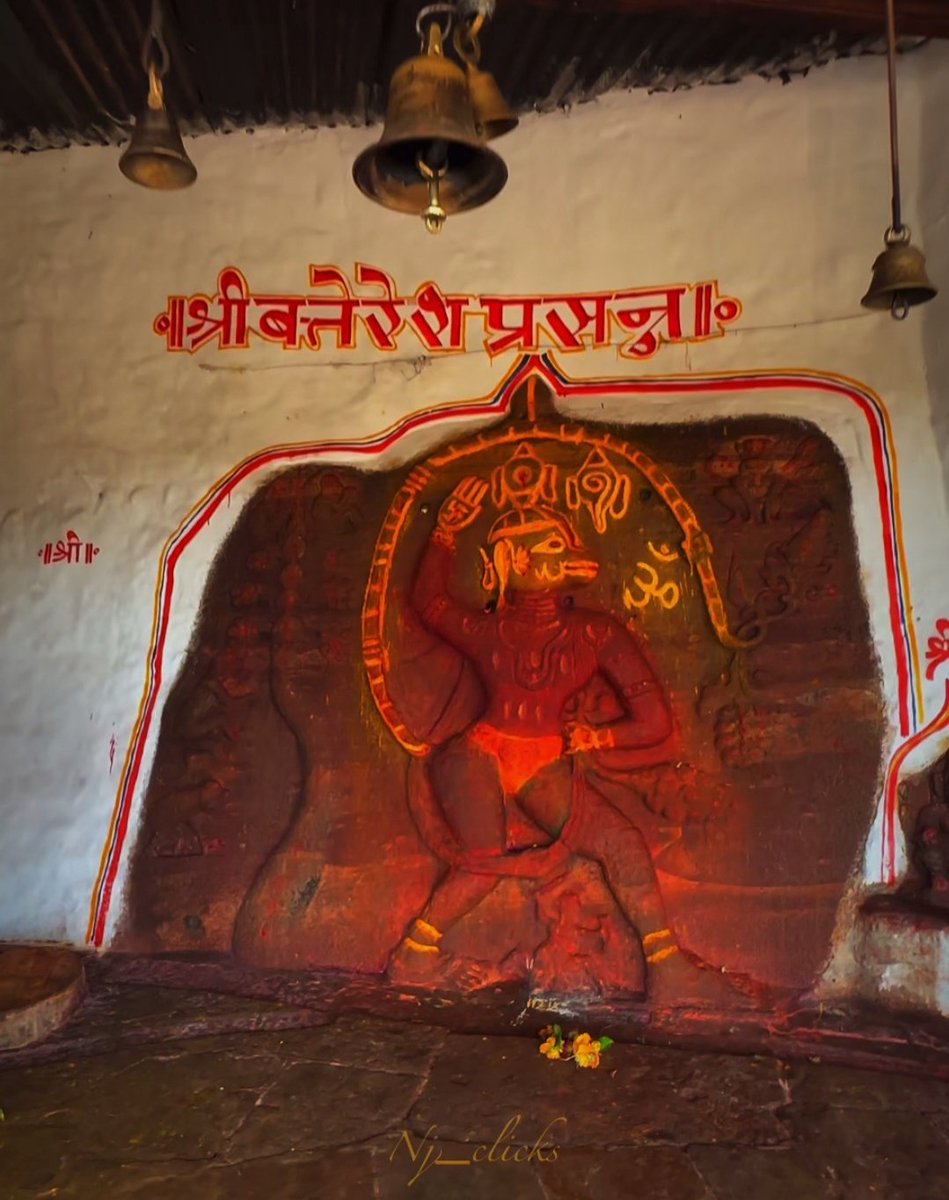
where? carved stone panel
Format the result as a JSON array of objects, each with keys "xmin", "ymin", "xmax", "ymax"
[{"xmin": 116, "ymin": 382, "xmax": 885, "ymax": 1012}]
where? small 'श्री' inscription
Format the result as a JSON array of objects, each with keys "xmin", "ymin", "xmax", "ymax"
[
  {"xmin": 389, "ymin": 1113, "xmax": 566, "ymax": 1188},
  {"xmin": 37, "ymin": 529, "xmax": 100, "ymax": 565}
]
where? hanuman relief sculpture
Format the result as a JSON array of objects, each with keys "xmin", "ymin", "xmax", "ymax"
[{"xmin": 363, "ymin": 397, "xmax": 749, "ymax": 1006}]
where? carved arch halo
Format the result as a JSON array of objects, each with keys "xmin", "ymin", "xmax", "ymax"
[{"xmin": 361, "ymin": 373, "xmax": 749, "ymax": 757}]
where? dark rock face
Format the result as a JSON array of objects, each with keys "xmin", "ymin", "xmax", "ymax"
[{"xmin": 115, "ymin": 389, "xmax": 884, "ymax": 1017}]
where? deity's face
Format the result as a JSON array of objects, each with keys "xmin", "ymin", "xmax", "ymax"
[{"xmin": 497, "ymin": 516, "xmax": 599, "ymax": 593}]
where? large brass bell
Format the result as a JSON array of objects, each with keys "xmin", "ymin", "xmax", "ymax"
[
  {"xmin": 119, "ymin": 65, "xmax": 196, "ymax": 190},
  {"xmin": 861, "ymin": 226, "xmax": 937, "ymax": 319},
  {"xmin": 352, "ymin": 22, "xmax": 506, "ymax": 232}
]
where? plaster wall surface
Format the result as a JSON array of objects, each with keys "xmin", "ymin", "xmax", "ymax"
[{"xmin": 0, "ymin": 41, "xmax": 947, "ymax": 1010}]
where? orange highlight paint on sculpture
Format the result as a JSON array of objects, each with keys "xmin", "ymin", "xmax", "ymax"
[{"xmin": 359, "ymin": 394, "xmax": 755, "ymax": 1001}]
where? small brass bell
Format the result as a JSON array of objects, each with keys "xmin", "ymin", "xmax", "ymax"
[
  {"xmin": 466, "ymin": 63, "xmax": 518, "ymax": 140},
  {"xmin": 861, "ymin": 226, "xmax": 937, "ymax": 319},
  {"xmin": 352, "ymin": 22, "xmax": 506, "ymax": 231},
  {"xmin": 120, "ymin": 65, "xmax": 196, "ymax": 190}
]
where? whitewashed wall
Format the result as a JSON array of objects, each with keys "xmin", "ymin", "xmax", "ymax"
[{"xmin": 1, "ymin": 41, "xmax": 947, "ymax": 1006}]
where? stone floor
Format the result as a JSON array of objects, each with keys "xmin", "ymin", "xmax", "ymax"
[{"xmin": 2, "ymin": 978, "xmax": 949, "ymax": 1199}]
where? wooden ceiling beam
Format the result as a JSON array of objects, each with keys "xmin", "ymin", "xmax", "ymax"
[{"xmin": 507, "ymin": 1, "xmax": 949, "ymax": 40}]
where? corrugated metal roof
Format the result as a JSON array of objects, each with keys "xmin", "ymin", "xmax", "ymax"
[{"xmin": 0, "ymin": 0, "xmax": 924, "ymax": 153}]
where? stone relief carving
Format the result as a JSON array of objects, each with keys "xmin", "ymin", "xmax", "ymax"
[{"xmin": 117, "ymin": 381, "xmax": 885, "ymax": 1011}]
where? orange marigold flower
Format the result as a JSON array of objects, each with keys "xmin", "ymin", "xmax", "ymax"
[
  {"xmin": 539, "ymin": 1035, "xmax": 563, "ymax": 1060},
  {"xmin": 572, "ymin": 1032, "xmax": 602, "ymax": 1069}
]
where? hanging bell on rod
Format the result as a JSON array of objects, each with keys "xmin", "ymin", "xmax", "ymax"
[
  {"xmin": 861, "ymin": 226, "xmax": 937, "ymax": 319},
  {"xmin": 352, "ymin": 20, "xmax": 506, "ymax": 232},
  {"xmin": 119, "ymin": 63, "xmax": 196, "ymax": 190},
  {"xmin": 859, "ymin": 0, "xmax": 936, "ymax": 317}
]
